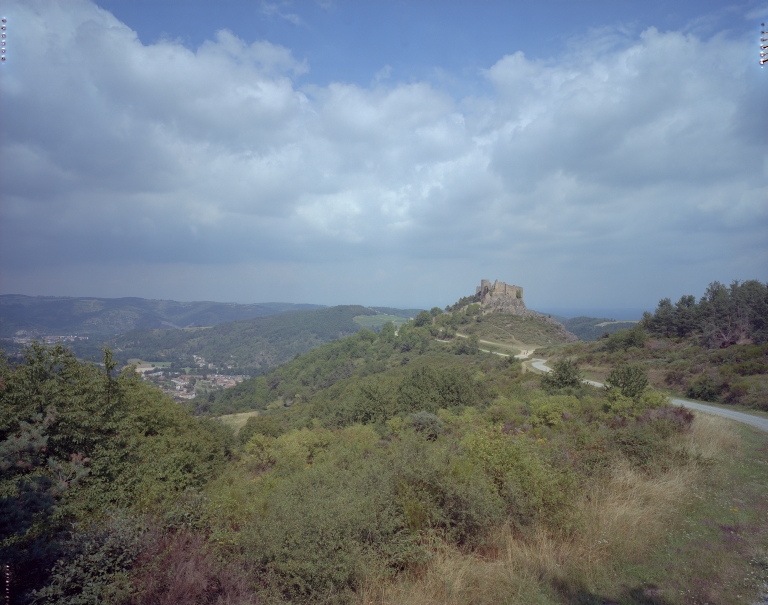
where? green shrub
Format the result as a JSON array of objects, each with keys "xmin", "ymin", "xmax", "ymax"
[
  {"xmin": 604, "ymin": 325, "xmax": 647, "ymax": 352},
  {"xmin": 409, "ymin": 411, "xmax": 444, "ymax": 439},
  {"xmin": 453, "ymin": 334, "xmax": 480, "ymax": 355},
  {"xmin": 238, "ymin": 414, "xmax": 285, "ymax": 444},
  {"xmin": 462, "ymin": 428, "xmax": 576, "ymax": 531},
  {"xmin": 240, "ymin": 433, "xmax": 504, "ymax": 602},
  {"xmin": 414, "ymin": 310, "xmax": 432, "ymax": 327},
  {"xmin": 686, "ymin": 375, "xmax": 722, "ymax": 401},
  {"xmin": 529, "ymin": 395, "xmax": 579, "ymax": 427},
  {"xmin": 32, "ymin": 514, "xmax": 145, "ymax": 605},
  {"xmin": 604, "ymin": 364, "xmax": 649, "ymax": 400},
  {"xmin": 541, "ymin": 359, "xmax": 583, "ymax": 390},
  {"xmin": 396, "ymin": 366, "xmax": 485, "ymax": 414}
]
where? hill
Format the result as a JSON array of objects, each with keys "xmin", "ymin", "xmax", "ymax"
[
  {"xmin": 5, "ymin": 285, "xmax": 768, "ymax": 603},
  {"xmin": 109, "ymin": 305, "xmax": 378, "ymax": 372},
  {"xmin": 455, "ymin": 311, "xmax": 578, "ymax": 349},
  {"xmin": 0, "ymin": 294, "xmax": 324, "ymax": 338},
  {"xmin": 540, "ymin": 280, "xmax": 768, "ymax": 411},
  {"xmin": 212, "ymin": 295, "xmax": 577, "ymax": 415},
  {"xmin": 555, "ymin": 316, "xmax": 640, "ymax": 341},
  {"xmin": 204, "ymin": 293, "xmax": 766, "ymax": 604}
]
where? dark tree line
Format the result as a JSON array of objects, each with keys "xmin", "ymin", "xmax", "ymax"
[{"xmin": 642, "ymin": 280, "xmax": 768, "ymax": 347}]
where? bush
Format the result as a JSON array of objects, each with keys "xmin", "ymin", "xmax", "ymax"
[
  {"xmin": 604, "ymin": 364, "xmax": 649, "ymax": 400},
  {"xmin": 414, "ymin": 310, "xmax": 432, "ymax": 327},
  {"xmin": 686, "ymin": 375, "xmax": 722, "ymax": 402},
  {"xmin": 397, "ymin": 366, "xmax": 486, "ymax": 414},
  {"xmin": 238, "ymin": 414, "xmax": 285, "ymax": 444},
  {"xmin": 32, "ymin": 514, "xmax": 145, "ymax": 605},
  {"xmin": 233, "ymin": 428, "xmax": 513, "ymax": 602},
  {"xmin": 541, "ymin": 359, "xmax": 583, "ymax": 390},
  {"xmin": 410, "ymin": 411, "xmax": 444, "ymax": 440},
  {"xmin": 604, "ymin": 325, "xmax": 647, "ymax": 352},
  {"xmin": 453, "ymin": 334, "xmax": 480, "ymax": 355},
  {"xmin": 462, "ymin": 429, "xmax": 576, "ymax": 532}
]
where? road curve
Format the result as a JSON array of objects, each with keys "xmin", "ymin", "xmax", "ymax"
[{"xmin": 529, "ymin": 359, "xmax": 768, "ymax": 433}]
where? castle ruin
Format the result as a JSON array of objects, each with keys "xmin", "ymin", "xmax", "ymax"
[{"xmin": 475, "ymin": 279, "xmax": 526, "ymax": 314}]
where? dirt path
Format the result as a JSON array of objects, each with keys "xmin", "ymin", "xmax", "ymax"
[
  {"xmin": 454, "ymin": 333, "xmax": 537, "ymax": 358},
  {"xmin": 530, "ymin": 359, "xmax": 768, "ymax": 432}
]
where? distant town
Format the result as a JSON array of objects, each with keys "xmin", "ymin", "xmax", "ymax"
[
  {"xmin": 5, "ymin": 331, "xmax": 90, "ymax": 345},
  {"xmin": 3, "ymin": 333, "xmax": 245, "ymax": 403},
  {"xmin": 134, "ymin": 354, "xmax": 245, "ymax": 402}
]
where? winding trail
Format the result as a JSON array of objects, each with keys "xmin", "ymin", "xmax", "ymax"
[
  {"xmin": 453, "ymin": 332, "xmax": 537, "ymax": 358},
  {"xmin": 530, "ymin": 358, "xmax": 768, "ymax": 433}
]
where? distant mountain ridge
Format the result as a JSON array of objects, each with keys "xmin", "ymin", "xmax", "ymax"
[{"xmin": 0, "ymin": 295, "xmax": 325, "ymax": 337}]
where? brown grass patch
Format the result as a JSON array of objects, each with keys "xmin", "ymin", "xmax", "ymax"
[
  {"xmin": 357, "ymin": 416, "xmax": 742, "ymax": 605},
  {"xmin": 130, "ymin": 530, "xmax": 257, "ymax": 605}
]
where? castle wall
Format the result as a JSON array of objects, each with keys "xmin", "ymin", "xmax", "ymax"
[{"xmin": 475, "ymin": 279, "xmax": 525, "ymax": 314}]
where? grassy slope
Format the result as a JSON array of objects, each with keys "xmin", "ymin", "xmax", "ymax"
[
  {"xmin": 544, "ymin": 332, "xmax": 768, "ymax": 411},
  {"xmin": 458, "ymin": 313, "xmax": 576, "ymax": 348},
  {"xmin": 205, "ymin": 314, "xmax": 768, "ymax": 603},
  {"xmin": 218, "ymin": 410, "xmax": 259, "ymax": 434},
  {"xmin": 355, "ymin": 415, "xmax": 768, "ymax": 605}
]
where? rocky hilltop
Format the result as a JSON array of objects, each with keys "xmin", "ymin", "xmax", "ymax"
[
  {"xmin": 476, "ymin": 279, "xmax": 526, "ymax": 314},
  {"xmin": 458, "ymin": 279, "xmax": 578, "ymax": 342}
]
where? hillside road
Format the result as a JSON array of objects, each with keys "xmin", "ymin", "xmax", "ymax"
[{"xmin": 530, "ymin": 358, "xmax": 768, "ymax": 433}]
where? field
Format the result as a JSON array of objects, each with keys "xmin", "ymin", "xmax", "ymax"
[
  {"xmin": 217, "ymin": 410, "xmax": 259, "ymax": 434},
  {"xmin": 125, "ymin": 359, "xmax": 173, "ymax": 372}
]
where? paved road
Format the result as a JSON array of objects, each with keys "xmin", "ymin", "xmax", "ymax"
[{"xmin": 530, "ymin": 358, "xmax": 768, "ymax": 433}]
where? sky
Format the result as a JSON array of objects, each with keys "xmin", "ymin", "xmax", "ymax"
[{"xmin": 1, "ymin": 0, "xmax": 767, "ymax": 314}]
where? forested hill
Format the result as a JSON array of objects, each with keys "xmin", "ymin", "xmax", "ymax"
[
  {"xmin": 0, "ymin": 295, "xmax": 324, "ymax": 338},
  {"xmin": 109, "ymin": 305, "xmax": 378, "ymax": 372},
  {"xmin": 555, "ymin": 316, "xmax": 640, "ymax": 341}
]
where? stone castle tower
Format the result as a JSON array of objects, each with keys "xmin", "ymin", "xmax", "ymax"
[{"xmin": 475, "ymin": 279, "xmax": 526, "ymax": 314}]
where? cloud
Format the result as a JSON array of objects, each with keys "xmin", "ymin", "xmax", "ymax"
[
  {"xmin": 261, "ymin": 1, "xmax": 304, "ymax": 27},
  {"xmin": 0, "ymin": 0, "xmax": 765, "ymax": 308}
]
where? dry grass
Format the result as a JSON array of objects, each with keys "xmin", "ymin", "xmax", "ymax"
[
  {"xmin": 218, "ymin": 411, "xmax": 259, "ymax": 435},
  {"xmin": 356, "ymin": 416, "xmax": 742, "ymax": 605},
  {"xmin": 130, "ymin": 530, "xmax": 257, "ymax": 605}
]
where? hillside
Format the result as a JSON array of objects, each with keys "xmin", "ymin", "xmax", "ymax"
[
  {"xmin": 206, "ymin": 298, "xmax": 766, "ymax": 604},
  {"xmin": 109, "ymin": 305, "xmax": 378, "ymax": 372},
  {"xmin": 212, "ymin": 299, "xmax": 572, "ymax": 415},
  {"xmin": 540, "ymin": 280, "xmax": 768, "ymax": 411},
  {"xmin": 0, "ymin": 294, "xmax": 324, "ymax": 338},
  {"xmin": 5, "ymin": 288, "xmax": 768, "ymax": 603},
  {"xmin": 555, "ymin": 316, "xmax": 640, "ymax": 341},
  {"xmin": 456, "ymin": 312, "xmax": 578, "ymax": 349}
]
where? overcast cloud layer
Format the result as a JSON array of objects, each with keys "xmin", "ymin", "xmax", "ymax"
[{"xmin": 1, "ymin": 0, "xmax": 766, "ymax": 310}]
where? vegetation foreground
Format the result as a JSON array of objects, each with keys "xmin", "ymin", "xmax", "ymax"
[{"xmin": 2, "ymin": 283, "xmax": 768, "ymax": 604}]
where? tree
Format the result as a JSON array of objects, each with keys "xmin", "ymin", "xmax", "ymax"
[
  {"xmin": 0, "ymin": 344, "xmax": 231, "ymax": 600},
  {"xmin": 604, "ymin": 364, "xmax": 649, "ymax": 400},
  {"xmin": 541, "ymin": 359, "xmax": 583, "ymax": 390},
  {"xmin": 429, "ymin": 307, "xmax": 443, "ymax": 317},
  {"xmin": 453, "ymin": 334, "xmax": 479, "ymax": 355},
  {"xmin": 414, "ymin": 311, "xmax": 432, "ymax": 327}
]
